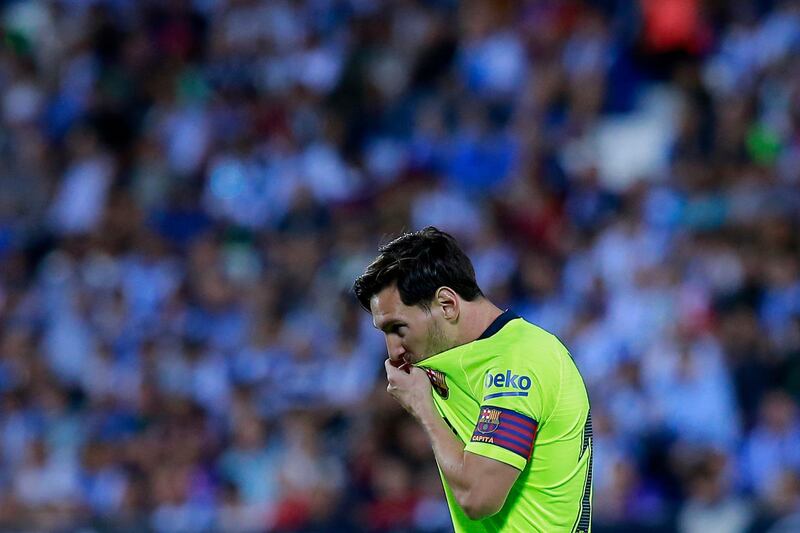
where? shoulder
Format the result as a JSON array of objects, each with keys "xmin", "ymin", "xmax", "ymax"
[
  {"xmin": 488, "ymin": 318, "xmax": 565, "ymax": 365},
  {"xmin": 477, "ymin": 320, "xmax": 568, "ymax": 397},
  {"xmin": 465, "ymin": 318, "xmax": 566, "ymax": 386}
]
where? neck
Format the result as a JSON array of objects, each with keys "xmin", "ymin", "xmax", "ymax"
[{"xmin": 455, "ymin": 298, "xmax": 504, "ymax": 346}]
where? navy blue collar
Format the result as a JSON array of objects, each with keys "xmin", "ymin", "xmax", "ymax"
[{"xmin": 477, "ymin": 310, "xmax": 519, "ymax": 340}]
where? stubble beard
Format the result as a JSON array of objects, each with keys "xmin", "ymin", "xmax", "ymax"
[{"xmin": 420, "ymin": 319, "xmax": 455, "ymax": 361}]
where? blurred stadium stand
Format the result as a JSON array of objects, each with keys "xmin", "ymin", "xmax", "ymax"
[{"xmin": 0, "ymin": 0, "xmax": 799, "ymax": 532}]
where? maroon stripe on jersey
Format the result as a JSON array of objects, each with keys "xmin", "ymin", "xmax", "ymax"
[
  {"xmin": 501, "ymin": 412, "xmax": 537, "ymax": 431},
  {"xmin": 487, "ymin": 434, "xmax": 530, "ymax": 457},
  {"xmin": 499, "ymin": 416, "xmax": 537, "ymax": 437}
]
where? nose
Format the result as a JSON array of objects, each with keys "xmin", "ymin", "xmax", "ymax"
[{"xmin": 385, "ymin": 335, "xmax": 406, "ymax": 363}]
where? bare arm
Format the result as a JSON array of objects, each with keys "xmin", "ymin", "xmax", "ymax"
[{"xmin": 385, "ymin": 360, "xmax": 520, "ymax": 519}]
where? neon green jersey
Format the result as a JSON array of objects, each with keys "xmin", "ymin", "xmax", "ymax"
[{"xmin": 417, "ymin": 312, "xmax": 592, "ymax": 533}]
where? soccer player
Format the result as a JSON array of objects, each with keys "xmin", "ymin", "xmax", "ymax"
[{"xmin": 353, "ymin": 227, "xmax": 592, "ymax": 533}]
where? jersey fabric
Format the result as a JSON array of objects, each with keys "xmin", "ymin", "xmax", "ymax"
[{"xmin": 417, "ymin": 311, "xmax": 592, "ymax": 533}]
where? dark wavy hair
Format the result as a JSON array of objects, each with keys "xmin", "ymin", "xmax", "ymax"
[{"xmin": 353, "ymin": 226, "xmax": 484, "ymax": 312}]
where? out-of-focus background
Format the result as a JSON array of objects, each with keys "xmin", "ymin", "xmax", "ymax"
[{"xmin": 0, "ymin": 0, "xmax": 799, "ymax": 532}]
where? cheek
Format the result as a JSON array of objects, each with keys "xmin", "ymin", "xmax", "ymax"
[
  {"xmin": 405, "ymin": 331, "xmax": 430, "ymax": 355},
  {"xmin": 405, "ymin": 334, "xmax": 421, "ymax": 349}
]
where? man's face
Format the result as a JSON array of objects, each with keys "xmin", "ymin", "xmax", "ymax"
[{"xmin": 370, "ymin": 285, "xmax": 453, "ymax": 365}]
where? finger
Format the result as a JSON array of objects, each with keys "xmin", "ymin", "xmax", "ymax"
[
  {"xmin": 408, "ymin": 365, "xmax": 429, "ymax": 380},
  {"xmin": 385, "ymin": 358, "xmax": 404, "ymax": 381},
  {"xmin": 406, "ymin": 366, "xmax": 433, "ymax": 389},
  {"xmin": 408, "ymin": 365, "xmax": 424, "ymax": 376},
  {"xmin": 384, "ymin": 358, "xmax": 395, "ymax": 375}
]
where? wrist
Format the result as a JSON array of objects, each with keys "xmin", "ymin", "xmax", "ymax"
[{"xmin": 414, "ymin": 396, "xmax": 438, "ymax": 425}]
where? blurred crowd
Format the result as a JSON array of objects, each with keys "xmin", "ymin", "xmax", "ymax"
[{"xmin": 0, "ymin": 0, "xmax": 799, "ymax": 531}]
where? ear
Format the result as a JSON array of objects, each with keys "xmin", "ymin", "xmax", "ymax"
[{"xmin": 435, "ymin": 287, "xmax": 460, "ymax": 322}]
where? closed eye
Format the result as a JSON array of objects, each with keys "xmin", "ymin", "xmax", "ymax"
[{"xmin": 383, "ymin": 322, "xmax": 407, "ymax": 335}]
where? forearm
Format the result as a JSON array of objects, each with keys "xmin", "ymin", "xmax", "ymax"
[
  {"xmin": 416, "ymin": 405, "xmax": 472, "ymax": 500},
  {"xmin": 384, "ymin": 363, "xmax": 514, "ymax": 520}
]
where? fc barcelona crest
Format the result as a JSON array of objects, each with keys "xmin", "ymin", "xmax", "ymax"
[
  {"xmin": 476, "ymin": 408, "xmax": 501, "ymax": 434},
  {"xmin": 424, "ymin": 369, "xmax": 449, "ymax": 399}
]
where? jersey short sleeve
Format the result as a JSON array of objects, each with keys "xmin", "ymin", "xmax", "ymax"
[{"xmin": 464, "ymin": 364, "xmax": 544, "ymax": 471}]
